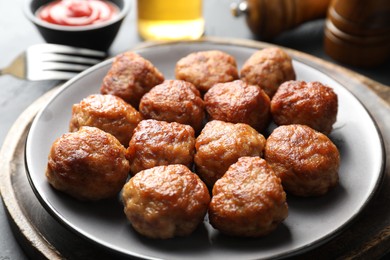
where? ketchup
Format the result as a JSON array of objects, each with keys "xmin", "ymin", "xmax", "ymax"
[{"xmin": 37, "ymin": 0, "xmax": 119, "ymax": 26}]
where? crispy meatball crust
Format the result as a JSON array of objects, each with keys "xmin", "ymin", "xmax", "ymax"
[
  {"xmin": 194, "ymin": 120, "xmax": 266, "ymax": 187},
  {"xmin": 122, "ymin": 164, "xmax": 210, "ymax": 239},
  {"xmin": 204, "ymin": 80, "xmax": 270, "ymax": 133},
  {"xmin": 100, "ymin": 51, "xmax": 164, "ymax": 108},
  {"xmin": 270, "ymin": 80, "xmax": 338, "ymax": 135},
  {"xmin": 264, "ymin": 124, "xmax": 340, "ymax": 197},
  {"xmin": 139, "ymin": 80, "xmax": 205, "ymax": 133},
  {"xmin": 46, "ymin": 126, "xmax": 130, "ymax": 201},
  {"xmin": 127, "ymin": 119, "xmax": 195, "ymax": 175},
  {"xmin": 209, "ymin": 156, "xmax": 288, "ymax": 237},
  {"xmin": 240, "ymin": 47, "xmax": 296, "ymax": 98},
  {"xmin": 69, "ymin": 94, "xmax": 142, "ymax": 146},
  {"xmin": 175, "ymin": 50, "xmax": 239, "ymax": 93}
]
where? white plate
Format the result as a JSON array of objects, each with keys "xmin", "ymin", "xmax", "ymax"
[{"xmin": 25, "ymin": 40, "xmax": 385, "ymax": 259}]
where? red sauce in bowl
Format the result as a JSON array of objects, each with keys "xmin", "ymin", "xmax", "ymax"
[{"xmin": 36, "ymin": 0, "xmax": 119, "ymax": 26}]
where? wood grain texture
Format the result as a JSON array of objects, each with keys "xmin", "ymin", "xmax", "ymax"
[{"xmin": 1, "ymin": 38, "xmax": 389, "ymax": 259}]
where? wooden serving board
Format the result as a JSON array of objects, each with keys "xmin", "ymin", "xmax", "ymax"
[{"xmin": 1, "ymin": 38, "xmax": 390, "ymax": 259}]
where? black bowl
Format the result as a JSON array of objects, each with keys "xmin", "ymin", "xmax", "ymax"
[{"xmin": 24, "ymin": 0, "xmax": 130, "ymax": 51}]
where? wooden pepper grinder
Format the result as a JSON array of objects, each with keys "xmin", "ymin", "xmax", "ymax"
[
  {"xmin": 324, "ymin": 0, "xmax": 390, "ymax": 67},
  {"xmin": 231, "ymin": 0, "xmax": 331, "ymax": 40}
]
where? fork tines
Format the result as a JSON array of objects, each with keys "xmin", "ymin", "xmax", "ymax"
[{"xmin": 27, "ymin": 44, "xmax": 107, "ymax": 80}]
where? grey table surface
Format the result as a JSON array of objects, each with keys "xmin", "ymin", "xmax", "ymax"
[{"xmin": 1, "ymin": 0, "xmax": 389, "ymax": 259}]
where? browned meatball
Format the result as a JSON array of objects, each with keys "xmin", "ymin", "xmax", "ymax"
[
  {"xmin": 264, "ymin": 124, "xmax": 340, "ymax": 197},
  {"xmin": 122, "ymin": 164, "xmax": 210, "ymax": 239},
  {"xmin": 127, "ymin": 119, "xmax": 195, "ymax": 175},
  {"xmin": 69, "ymin": 94, "xmax": 142, "ymax": 147},
  {"xmin": 270, "ymin": 80, "xmax": 338, "ymax": 135},
  {"xmin": 46, "ymin": 126, "xmax": 130, "ymax": 201},
  {"xmin": 194, "ymin": 120, "xmax": 266, "ymax": 187},
  {"xmin": 139, "ymin": 80, "xmax": 205, "ymax": 133},
  {"xmin": 175, "ymin": 50, "xmax": 239, "ymax": 93},
  {"xmin": 100, "ymin": 51, "xmax": 164, "ymax": 108},
  {"xmin": 204, "ymin": 80, "xmax": 270, "ymax": 133},
  {"xmin": 240, "ymin": 47, "xmax": 296, "ymax": 98},
  {"xmin": 209, "ymin": 156, "xmax": 288, "ymax": 237}
]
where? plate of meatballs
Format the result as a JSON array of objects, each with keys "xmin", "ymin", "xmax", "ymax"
[{"xmin": 25, "ymin": 40, "xmax": 384, "ymax": 259}]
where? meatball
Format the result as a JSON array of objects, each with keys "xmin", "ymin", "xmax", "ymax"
[
  {"xmin": 209, "ymin": 156, "xmax": 288, "ymax": 237},
  {"xmin": 100, "ymin": 51, "xmax": 164, "ymax": 108},
  {"xmin": 240, "ymin": 47, "xmax": 296, "ymax": 98},
  {"xmin": 264, "ymin": 124, "xmax": 340, "ymax": 197},
  {"xmin": 194, "ymin": 120, "xmax": 266, "ymax": 187},
  {"xmin": 139, "ymin": 80, "xmax": 205, "ymax": 133},
  {"xmin": 46, "ymin": 126, "xmax": 130, "ymax": 201},
  {"xmin": 175, "ymin": 50, "xmax": 239, "ymax": 93},
  {"xmin": 204, "ymin": 80, "xmax": 270, "ymax": 133},
  {"xmin": 270, "ymin": 80, "xmax": 338, "ymax": 135},
  {"xmin": 127, "ymin": 119, "xmax": 195, "ymax": 175},
  {"xmin": 69, "ymin": 94, "xmax": 142, "ymax": 146},
  {"xmin": 122, "ymin": 164, "xmax": 210, "ymax": 239}
]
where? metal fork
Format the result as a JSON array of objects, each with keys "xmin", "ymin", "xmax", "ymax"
[{"xmin": 0, "ymin": 44, "xmax": 107, "ymax": 81}]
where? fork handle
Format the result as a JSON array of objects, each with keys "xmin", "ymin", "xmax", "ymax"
[{"xmin": 0, "ymin": 57, "xmax": 25, "ymax": 79}]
